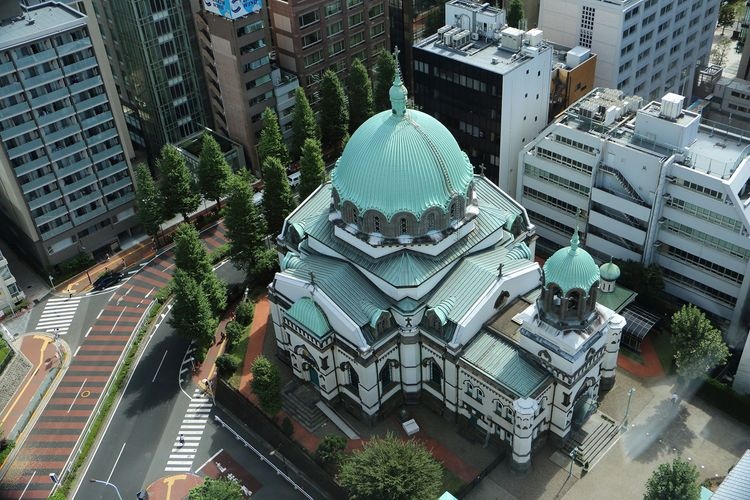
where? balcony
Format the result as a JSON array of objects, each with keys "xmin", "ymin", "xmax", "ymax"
[
  {"xmin": 56, "ymin": 38, "xmax": 92, "ymax": 57},
  {"xmin": 34, "ymin": 204, "xmax": 69, "ymax": 226},
  {"xmin": 74, "ymin": 93, "xmax": 108, "ymax": 112},
  {"xmin": 0, "ymin": 60, "xmax": 13, "ymax": 76},
  {"xmin": 49, "ymin": 141, "xmax": 86, "ymax": 162},
  {"xmin": 30, "ymin": 87, "xmax": 69, "ymax": 109},
  {"xmin": 60, "ymin": 174, "xmax": 98, "ymax": 196},
  {"xmin": 105, "ymin": 191, "xmax": 134, "ymax": 210},
  {"xmin": 36, "ymin": 106, "xmax": 76, "ymax": 127},
  {"xmin": 14, "ymin": 48, "xmax": 58, "ymax": 70},
  {"xmin": 21, "ymin": 172, "xmax": 57, "ymax": 194},
  {"xmin": 43, "ymin": 123, "xmax": 81, "ymax": 144},
  {"xmin": 14, "ymin": 156, "xmax": 48, "ymax": 177},
  {"xmin": 40, "ymin": 220, "xmax": 73, "ymax": 240},
  {"xmin": 80, "ymin": 111, "xmax": 112, "ymax": 131},
  {"xmin": 67, "ymin": 190, "xmax": 103, "ymax": 212},
  {"xmin": 85, "ymin": 127, "xmax": 118, "ymax": 147},
  {"xmin": 68, "ymin": 75, "xmax": 102, "ymax": 96},
  {"xmin": 0, "ymin": 101, "xmax": 30, "ymax": 121},
  {"xmin": 56, "ymin": 157, "xmax": 92, "ymax": 178},
  {"xmin": 27, "ymin": 189, "xmax": 63, "ymax": 211},
  {"xmin": 3, "ymin": 81, "xmax": 23, "ymax": 97},
  {"xmin": 7, "ymin": 138, "xmax": 44, "ymax": 160},
  {"xmin": 24, "ymin": 68, "xmax": 64, "ymax": 90},
  {"xmin": 101, "ymin": 177, "xmax": 132, "ymax": 196},
  {"xmin": 90, "ymin": 145, "xmax": 123, "ymax": 164},
  {"xmin": 71, "ymin": 204, "xmax": 107, "ymax": 226},
  {"xmin": 95, "ymin": 160, "xmax": 127, "ymax": 180},
  {"xmin": 1, "ymin": 120, "xmax": 36, "ymax": 141},
  {"xmin": 63, "ymin": 57, "xmax": 97, "ymax": 77}
]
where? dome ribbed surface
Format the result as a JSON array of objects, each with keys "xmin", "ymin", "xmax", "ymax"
[
  {"xmin": 332, "ymin": 110, "xmax": 473, "ymax": 220},
  {"xmin": 599, "ymin": 261, "xmax": 621, "ymax": 281},
  {"xmin": 287, "ymin": 298, "xmax": 331, "ymax": 338},
  {"xmin": 543, "ymin": 235, "xmax": 600, "ymax": 294}
]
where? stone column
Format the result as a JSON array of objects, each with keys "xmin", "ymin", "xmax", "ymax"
[
  {"xmin": 600, "ymin": 314, "xmax": 625, "ymax": 391},
  {"xmin": 511, "ymin": 398, "xmax": 539, "ymax": 472},
  {"xmin": 399, "ymin": 326, "xmax": 421, "ymax": 404}
]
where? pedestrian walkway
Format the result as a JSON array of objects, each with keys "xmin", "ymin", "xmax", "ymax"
[
  {"xmin": 617, "ymin": 337, "xmax": 664, "ymax": 378},
  {"xmin": 33, "ymin": 296, "xmax": 82, "ymax": 336},
  {"xmin": 165, "ymin": 389, "xmax": 212, "ymax": 473}
]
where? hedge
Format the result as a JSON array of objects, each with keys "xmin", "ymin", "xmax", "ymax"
[{"xmin": 695, "ymin": 378, "xmax": 750, "ymax": 426}]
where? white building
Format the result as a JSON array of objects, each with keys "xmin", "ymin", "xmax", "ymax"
[
  {"xmin": 268, "ymin": 66, "xmax": 626, "ymax": 470},
  {"xmin": 0, "ymin": 249, "xmax": 24, "ymax": 315},
  {"xmin": 517, "ymin": 88, "xmax": 750, "ymax": 349},
  {"xmin": 538, "ymin": 0, "xmax": 718, "ymax": 101}
]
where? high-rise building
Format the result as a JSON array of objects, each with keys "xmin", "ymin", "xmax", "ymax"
[
  {"xmin": 268, "ymin": 0, "xmax": 389, "ymax": 104},
  {"xmin": 413, "ymin": 1, "xmax": 552, "ymax": 195},
  {"xmin": 738, "ymin": 1, "xmax": 750, "ymax": 81},
  {"xmin": 0, "ymin": 1, "xmax": 139, "ymax": 269},
  {"xmin": 517, "ymin": 87, "xmax": 750, "ymax": 343},
  {"xmin": 195, "ymin": 2, "xmax": 299, "ymax": 174},
  {"xmin": 538, "ymin": 0, "xmax": 719, "ymax": 102},
  {"xmin": 91, "ymin": 0, "xmax": 210, "ymax": 158}
]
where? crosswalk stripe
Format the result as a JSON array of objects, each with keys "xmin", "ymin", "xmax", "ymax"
[
  {"xmin": 172, "ymin": 448, "xmax": 197, "ymax": 453},
  {"xmin": 168, "ymin": 454, "xmax": 195, "ymax": 459},
  {"xmin": 47, "ymin": 298, "xmax": 82, "ymax": 304},
  {"xmin": 177, "ymin": 430, "xmax": 205, "ymax": 435},
  {"xmin": 37, "ymin": 318, "xmax": 75, "ymax": 326},
  {"xmin": 179, "ymin": 425, "xmax": 206, "ymax": 430},
  {"xmin": 190, "ymin": 397, "xmax": 210, "ymax": 403},
  {"xmin": 182, "ymin": 419, "xmax": 208, "ymax": 424},
  {"xmin": 167, "ymin": 460, "xmax": 194, "ymax": 465},
  {"xmin": 165, "ymin": 467, "xmax": 191, "ymax": 472}
]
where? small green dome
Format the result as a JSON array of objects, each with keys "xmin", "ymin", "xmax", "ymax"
[
  {"xmin": 287, "ymin": 297, "xmax": 331, "ymax": 338},
  {"xmin": 331, "ymin": 65, "xmax": 473, "ymax": 222},
  {"xmin": 543, "ymin": 229, "xmax": 600, "ymax": 294},
  {"xmin": 599, "ymin": 259, "xmax": 621, "ymax": 281}
]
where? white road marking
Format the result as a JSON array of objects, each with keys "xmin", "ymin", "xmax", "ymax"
[
  {"xmin": 109, "ymin": 307, "xmax": 126, "ymax": 334},
  {"xmin": 165, "ymin": 394, "xmax": 212, "ymax": 472},
  {"xmin": 68, "ymin": 378, "xmax": 87, "ymax": 413},
  {"xmin": 85, "ymin": 326, "xmax": 92, "ymax": 337},
  {"xmin": 195, "ymin": 449, "xmax": 223, "ymax": 474},
  {"xmin": 152, "ymin": 350, "xmax": 168, "ymax": 383},
  {"xmin": 73, "ymin": 346, "xmax": 81, "ymax": 357},
  {"xmin": 144, "ymin": 288, "xmax": 154, "ymax": 299},
  {"xmin": 107, "ymin": 442, "xmax": 126, "ymax": 483},
  {"xmin": 35, "ymin": 297, "xmax": 83, "ymax": 335},
  {"xmin": 96, "ymin": 310, "xmax": 103, "ymax": 320},
  {"xmin": 19, "ymin": 470, "xmax": 36, "ymax": 499}
]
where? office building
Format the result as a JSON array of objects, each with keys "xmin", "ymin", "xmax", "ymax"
[
  {"xmin": 517, "ymin": 87, "xmax": 750, "ymax": 345},
  {"xmin": 91, "ymin": 0, "xmax": 209, "ymax": 158},
  {"xmin": 413, "ymin": 0, "xmax": 553, "ymax": 195},
  {"xmin": 195, "ymin": 3, "xmax": 299, "ymax": 174},
  {"xmin": 0, "ymin": 248, "xmax": 24, "ymax": 313},
  {"xmin": 539, "ymin": 0, "xmax": 719, "ymax": 101},
  {"xmin": 268, "ymin": 0, "xmax": 389, "ymax": 103},
  {"xmin": 175, "ymin": 128, "xmax": 247, "ymax": 176},
  {"xmin": 0, "ymin": 1, "xmax": 138, "ymax": 269},
  {"xmin": 737, "ymin": 1, "xmax": 750, "ymax": 81}
]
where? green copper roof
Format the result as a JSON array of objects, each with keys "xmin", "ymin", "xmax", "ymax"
[
  {"xmin": 599, "ymin": 259, "xmax": 621, "ymax": 281},
  {"xmin": 597, "ymin": 284, "xmax": 637, "ymax": 313},
  {"xmin": 543, "ymin": 229, "xmax": 600, "ymax": 294},
  {"xmin": 331, "ymin": 109, "xmax": 474, "ymax": 220},
  {"xmin": 462, "ymin": 329, "xmax": 550, "ymax": 398},
  {"xmin": 286, "ymin": 298, "xmax": 331, "ymax": 338}
]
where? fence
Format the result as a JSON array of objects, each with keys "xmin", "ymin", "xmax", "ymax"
[{"xmin": 453, "ymin": 448, "xmax": 507, "ymax": 498}]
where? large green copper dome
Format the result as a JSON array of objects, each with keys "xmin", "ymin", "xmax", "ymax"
[
  {"xmin": 543, "ymin": 229, "xmax": 600, "ymax": 293},
  {"xmin": 331, "ymin": 68, "xmax": 473, "ymax": 223}
]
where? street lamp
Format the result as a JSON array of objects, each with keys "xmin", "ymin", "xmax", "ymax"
[
  {"xmin": 243, "ymin": 287, "xmax": 249, "ymax": 302},
  {"xmin": 89, "ymin": 479, "xmax": 123, "ymax": 500},
  {"xmin": 568, "ymin": 446, "xmax": 580, "ymax": 479},
  {"xmin": 270, "ymin": 447, "xmax": 289, "ymax": 476},
  {"xmin": 48, "ymin": 275, "xmax": 55, "ymax": 289},
  {"xmin": 622, "ymin": 387, "xmax": 636, "ymax": 430}
]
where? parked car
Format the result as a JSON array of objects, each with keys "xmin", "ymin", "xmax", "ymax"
[{"xmin": 92, "ymin": 271, "xmax": 125, "ymax": 291}]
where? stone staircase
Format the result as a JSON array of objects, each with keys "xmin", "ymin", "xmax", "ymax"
[
  {"xmin": 563, "ymin": 412, "xmax": 620, "ymax": 471},
  {"xmin": 281, "ymin": 381, "xmax": 328, "ymax": 432}
]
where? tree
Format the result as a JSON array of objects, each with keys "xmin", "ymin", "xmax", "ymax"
[
  {"xmin": 133, "ymin": 163, "xmax": 164, "ymax": 245},
  {"xmin": 315, "ymin": 435, "xmax": 347, "ymax": 466},
  {"xmin": 157, "ymin": 144, "xmax": 200, "ymax": 222},
  {"xmin": 257, "ymin": 107, "xmax": 289, "ymax": 167},
  {"xmin": 291, "ymin": 87, "xmax": 318, "ymax": 162},
  {"xmin": 224, "ymin": 170, "xmax": 268, "ymax": 275},
  {"xmin": 319, "ymin": 70, "xmax": 349, "ymax": 154},
  {"xmin": 616, "ymin": 260, "xmax": 664, "ymax": 306},
  {"xmin": 339, "ymin": 434, "xmax": 442, "ymax": 500},
  {"xmin": 224, "ymin": 320, "xmax": 245, "ymax": 348},
  {"xmin": 507, "ymin": 0, "xmax": 524, "ymax": 29},
  {"xmin": 719, "ymin": 3, "xmax": 736, "ymax": 35},
  {"xmin": 250, "ymin": 355, "xmax": 282, "ymax": 415},
  {"xmin": 215, "ymin": 353, "xmax": 240, "ymax": 379},
  {"xmin": 169, "ymin": 270, "xmax": 216, "ymax": 360},
  {"xmin": 670, "ymin": 305, "xmax": 729, "ymax": 380},
  {"xmin": 711, "ymin": 35, "xmax": 732, "ymax": 66},
  {"xmin": 644, "ymin": 457, "xmax": 700, "ymax": 500},
  {"xmin": 235, "ymin": 300, "xmax": 255, "ymax": 326},
  {"xmin": 197, "ymin": 132, "xmax": 232, "ymax": 212},
  {"xmin": 189, "ymin": 477, "xmax": 244, "ymax": 500},
  {"xmin": 374, "ymin": 49, "xmax": 396, "ymax": 112},
  {"xmin": 172, "ymin": 223, "xmax": 227, "ymax": 315},
  {"xmin": 262, "ymin": 157, "xmax": 296, "ymax": 235},
  {"xmin": 298, "ymin": 138, "xmax": 327, "ymax": 201},
  {"xmin": 347, "ymin": 59, "xmax": 374, "ymax": 133}
]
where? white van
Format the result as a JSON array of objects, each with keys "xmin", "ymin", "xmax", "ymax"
[{"xmin": 288, "ymin": 171, "xmax": 301, "ymax": 188}]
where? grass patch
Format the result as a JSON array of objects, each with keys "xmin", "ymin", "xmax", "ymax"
[
  {"xmin": 0, "ymin": 339, "xmax": 11, "ymax": 371},
  {"xmin": 441, "ymin": 467, "xmax": 464, "ymax": 495},
  {"xmin": 227, "ymin": 324, "xmax": 251, "ymax": 389},
  {"xmin": 651, "ymin": 329, "xmax": 674, "ymax": 374}
]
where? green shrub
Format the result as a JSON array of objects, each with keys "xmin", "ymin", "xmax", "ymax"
[
  {"xmin": 53, "ymin": 252, "xmax": 95, "ymax": 282},
  {"xmin": 209, "ymin": 244, "xmax": 230, "ymax": 264},
  {"xmin": 282, "ymin": 416, "xmax": 294, "ymax": 437},
  {"xmin": 224, "ymin": 321, "xmax": 245, "ymax": 349},
  {"xmin": 251, "ymin": 355, "xmax": 282, "ymax": 415},
  {"xmin": 235, "ymin": 300, "xmax": 255, "ymax": 326},
  {"xmin": 696, "ymin": 378, "xmax": 750, "ymax": 425},
  {"xmin": 0, "ymin": 437, "xmax": 15, "ymax": 467},
  {"xmin": 216, "ymin": 354, "xmax": 241, "ymax": 379},
  {"xmin": 154, "ymin": 280, "xmax": 174, "ymax": 304},
  {"xmin": 315, "ymin": 435, "xmax": 347, "ymax": 465}
]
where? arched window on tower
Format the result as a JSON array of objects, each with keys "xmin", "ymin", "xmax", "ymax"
[
  {"xmin": 373, "ymin": 215, "xmax": 381, "ymax": 232},
  {"xmin": 427, "ymin": 212, "xmax": 436, "ymax": 231},
  {"xmin": 400, "ymin": 217, "xmax": 408, "ymax": 234},
  {"xmin": 430, "ymin": 360, "xmax": 442, "ymax": 387},
  {"xmin": 450, "ymin": 202, "xmax": 457, "ymax": 220}
]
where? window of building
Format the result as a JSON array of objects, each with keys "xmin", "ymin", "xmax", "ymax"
[
  {"xmin": 302, "ymin": 31, "xmax": 321, "ymax": 48},
  {"xmin": 327, "ymin": 20, "xmax": 343, "ymax": 37},
  {"xmin": 373, "ymin": 215, "xmax": 381, "ymax": 232},
  {"xmin": 324, "ymin": 0, "xmax": 341, "ymax": 17},
  {"xmin": 240, "ymin": 38, "xmax": 266, "ymax": 55},
  {"xmin": 237, "ymin": 19, "xmax": 264, "ymax": 37},
  {"xmin": 349, "ymin": 12, "xmax": 363, "ymax": 27},
  {"xmin": 347, "ymin": 0, "xmax": 363, "ymax": 7},
  {"xmin": 328, "ymin": 40, "xmax": 345, "ymax": 56},
  {"xmin": 350, "ymin": 31, "xmax": 365, "ymax": 46},
  {"xmin": 370, "ymin": 22, "xmax": 385, "ymax": 37},
  {"xmin": 303, "ymin": 50, "xmax": 323, "ymax": 68},
  {"xmin": 298, "ymin": 10, "xmax": 319, "ymax": 28},
  {"xmin": 400, "ymin": 217, "xmax": 407, "ymax": 234},
  {"xmin": 368, "ymin": 2, "xmax": 384, "ymax": 18}
]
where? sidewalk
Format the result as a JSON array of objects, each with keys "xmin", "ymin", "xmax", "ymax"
[{"xmin": 617, "ymin": 336, "xmax": 664, "ymax": 378}]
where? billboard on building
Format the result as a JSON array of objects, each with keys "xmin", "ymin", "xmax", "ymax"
[{"xmin": 203, "ymin": 0, "xmax": 262, "ymax": 19}]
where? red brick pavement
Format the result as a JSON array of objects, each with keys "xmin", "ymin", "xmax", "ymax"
[{"xmin": 617, "ymin": 336, "xmax": 664, "ymax": 378}]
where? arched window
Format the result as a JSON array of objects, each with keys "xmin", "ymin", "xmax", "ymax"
[
  {"xmin": 427, "ymin": 212, "xmax": 436, "ymax": 230},
  {"xmin": 400, "ymin": 217, "xmax": 408, "ymax": 234},
  {"xmin": 450, "ymin": 202, "xmax": 457, "ymax": 220},
  {"xmin": 373, "ymin": 215, "xmax": 381, "ymax": 232},
  {"xmin": 494, "ymin": 290, "xmax": 510, "ymax": 309},
  {"xmin": 430, "ymin": 360, "xmax": 442, "ymax": 385},
  {"xmin": 344, "ymin": 363, "xmax": 360, "ymax": 397},
  {"xmin": 380, "ymin": 362, "xmax": 396, "ymax": 391}
]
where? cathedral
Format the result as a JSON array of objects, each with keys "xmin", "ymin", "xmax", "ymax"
[{"xmin": 267, "ymin": 63, "xmax": 626, "ymax": 470}]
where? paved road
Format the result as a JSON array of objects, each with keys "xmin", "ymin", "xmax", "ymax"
[{"xmin": 0, "ymin": 224, "xmax": 227, "ymax": 499}]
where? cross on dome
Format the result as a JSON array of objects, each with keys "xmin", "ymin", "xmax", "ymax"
[
  {"xmin": 570, "ymin": 226, "xmax": 580, "ymax": 252},
  {"xmin": 390, "ymin": 46, "xmax": 408, "ymax": 116}
]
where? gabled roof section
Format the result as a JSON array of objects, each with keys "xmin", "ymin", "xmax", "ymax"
[
  {"xmin": 461, "ymin": 329, "xmax": 550, "ymax": 398},
  {"xmin": 286, "ymin": 298, "xmax": 331, "ymax": 339}
]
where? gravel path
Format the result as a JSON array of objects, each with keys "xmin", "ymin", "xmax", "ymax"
[{"xmin": 0, "ymin": 352, "xmax": 32, "ymax": 419}]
